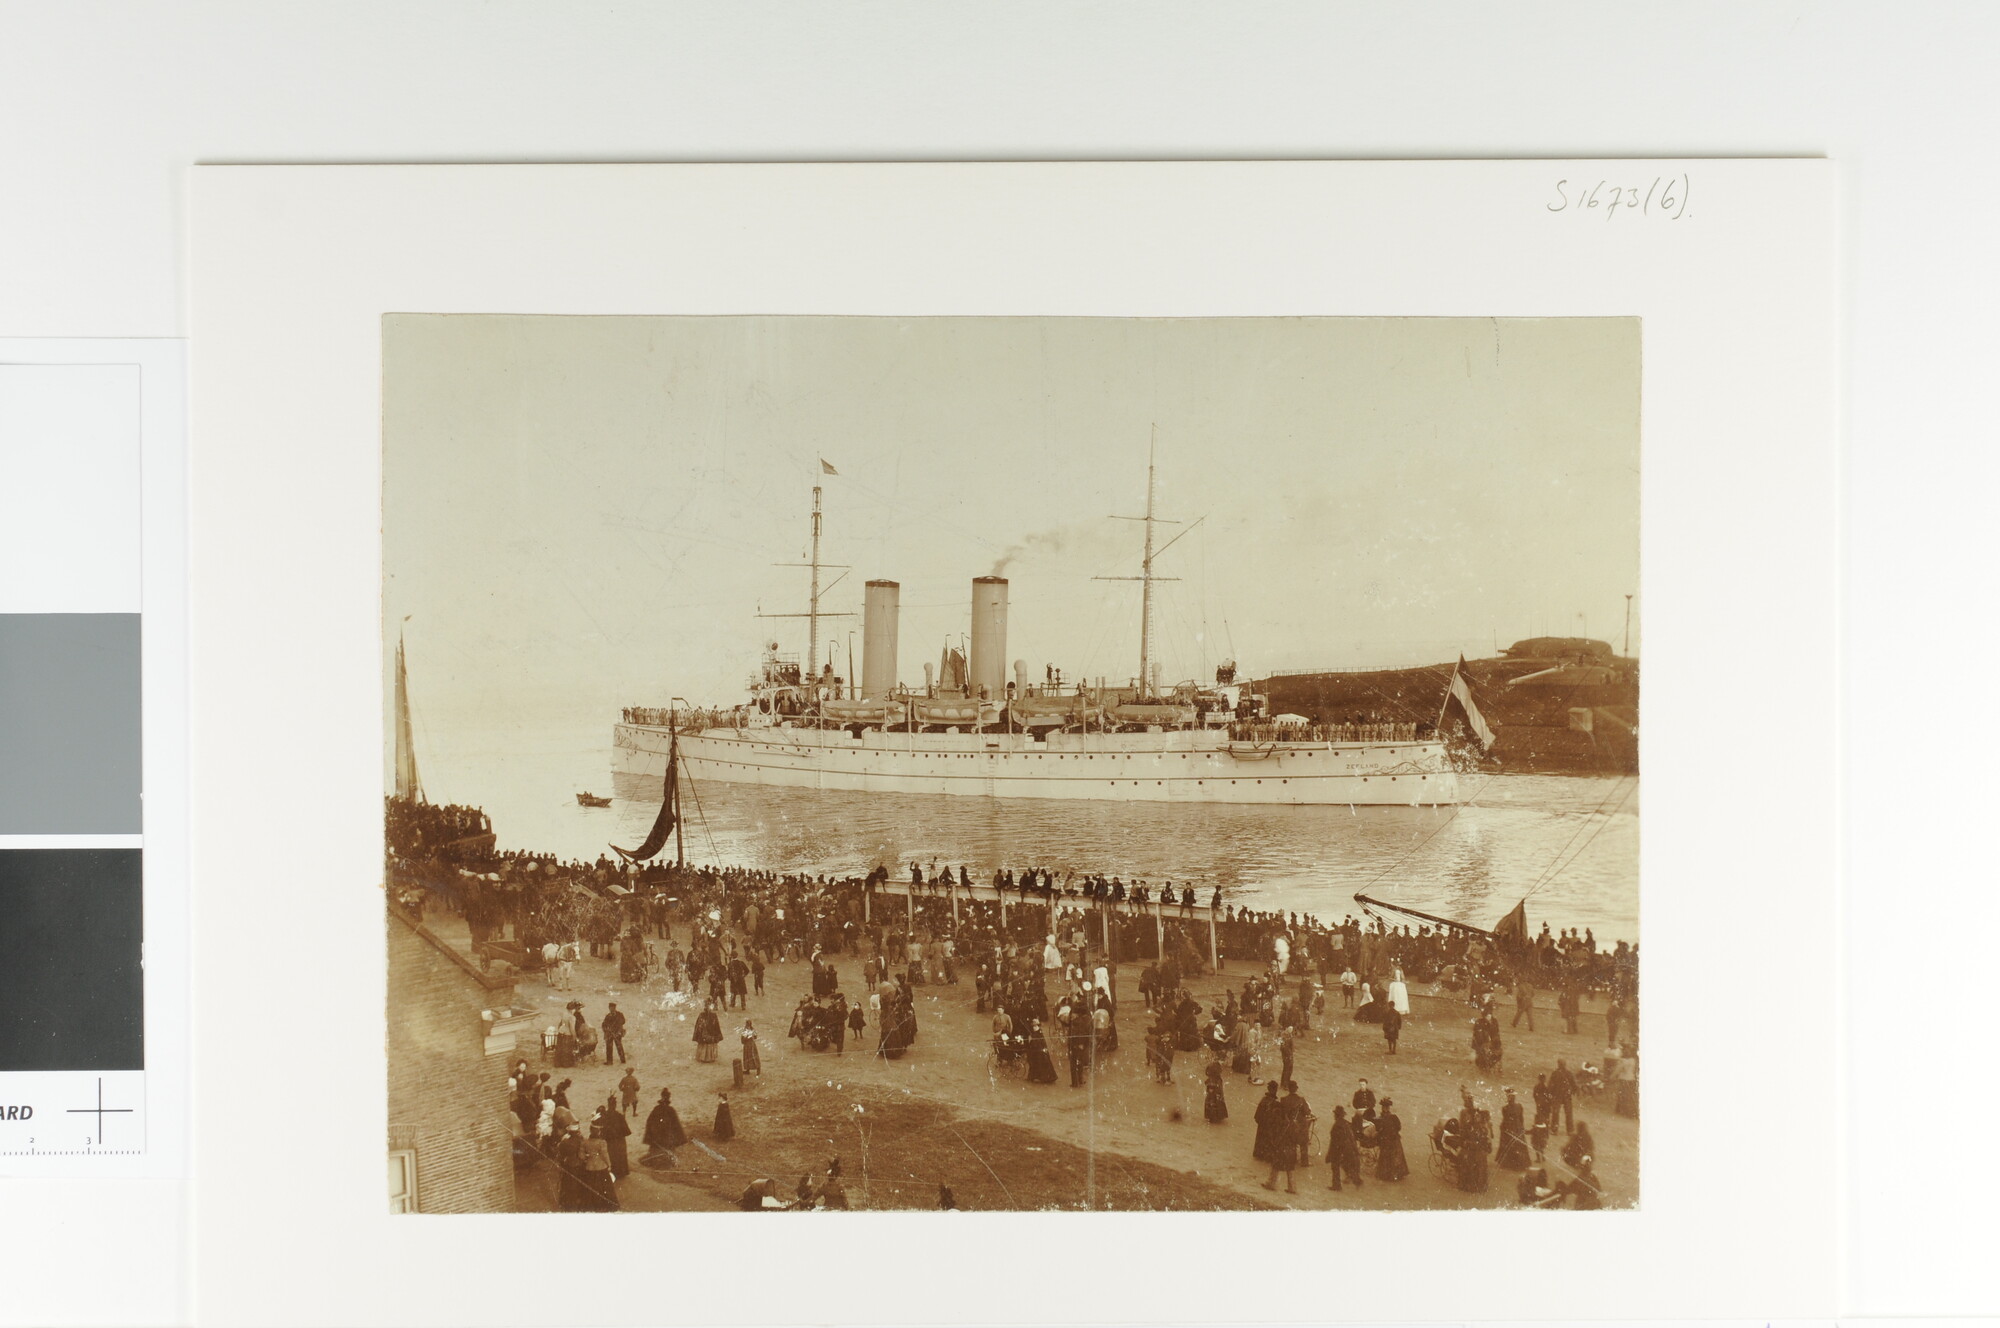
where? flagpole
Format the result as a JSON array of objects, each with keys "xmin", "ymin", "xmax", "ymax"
[{"xmin": 1435, "ymin": 658, "xmax": 1459, "ymax": 729}]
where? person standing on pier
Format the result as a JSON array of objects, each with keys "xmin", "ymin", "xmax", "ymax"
[
  {"xmin": 1326, "ymin": 1105, "xmax": 1362, "ymax": 1191},
  {"xmin": 1203, "ymin": 1059, "xmax": 1229, "ymax": 1123},
  {"xmin": 642, "ymin": 1087, "xmax": 686, "ymax": 1167},
  {"xmin": 1512, "ymin": 976, "xmax": 1537, "ymax": 1032},
  {"xmin": 1066, "ymin": 1004, "xmax": 1093, "ymax": 1087},
  {"xmin": 1382, "ymin": 1003, "xmax": 1404, "ymax": 1055},
  {"xmin": 692, "ymin": 1001, "xmax": 723, "ymax": 1063},
  {"xmin": 1375, "ymin": 1098, "xmax": 1409, "ymax": 1181},
  {"xmin": 1559, "ymin": 980, "xmax": 1581, "ymax": 1034},
  {"xmin": 1549, "ymin": 1060, "xmax": 1577, "ymax": 1134},
  {"xmin": 1496, "ymin": 1088, "xmax": 1531, "ymax": 1169},
  {"xmin": 602, "ymin": 1002, "xmax": 628, "ymax": 1065}
]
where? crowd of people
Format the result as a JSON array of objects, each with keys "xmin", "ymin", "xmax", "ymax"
[{"xmin": 395, "ymin": 798, "xmax": 1633, "ymax": 1211}]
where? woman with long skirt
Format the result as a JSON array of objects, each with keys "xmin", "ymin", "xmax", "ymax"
[
  {"xmin": 1251, "ymin": 1081, "xmax": 1281, "ymax": 1163},
  {"xmin": 642, "ymin": 1087, "xmax": 686, "ymax": 1167},
  {"xmin": 1325, "ymin": 1105, "xmax": 1362, "ymax": 1191},
  {"xmin": 554, "ymin": 1128, "xmax": 590, "ymax": 1211},
  {"xmin": 599, "ymin": 1095, "xmax": 631, "ymax": 1179},
  {"xmin": 1612, "ymin": 1047, "xmax": 1639, "ymax": 1119},
  {"xmin": 712, "ymin": 1093, "xmax": 736, "ymax": 1143},
  {"xmin": 1203, "ymin": 1060, "xmax": 1229, "ymax": 1124},
  {"xmin": 693, "ymin": 1001, "xmax": 723, "ymax": 1063},
  {"xmin": 582, "ymin": 1117, "xmax": 619, "ymax": 1210},
  {"xmin": 1025, "ymin": 1020, "xmax": 1060, "ymax": 1084},
  {"xmin": 1496, "ymin": 1089, "xmax": 1532, "ymax": 1169},
  {"xmin": 1375, "ymin": 1098, "xmax": 1409, "ymax": 1180},
  {"xmin": 739, "ymin": 1020, "xmax": 762, "ymax": 1076}
]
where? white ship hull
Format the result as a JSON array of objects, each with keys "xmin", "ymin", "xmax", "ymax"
[{"xmin": 613, "ymin": 723, "xmax": 1458, "ymax": 806}]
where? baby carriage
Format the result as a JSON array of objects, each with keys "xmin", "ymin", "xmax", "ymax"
[
  {"xmin": 989, "ymin": 1031, "xmax": 1029, "ymax": 1079},
  {"xmin": 1354, "ymin": 1113, "xmax": 1382, "ymax": 1171},
  {"xmin": 802, "ymin": 1003, "xmax": 838, "ymax": 1051}
]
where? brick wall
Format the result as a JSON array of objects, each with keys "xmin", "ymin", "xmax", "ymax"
[{"xmin": 386, "ymin": 909, "xmax": 519, "ymax": 1214}]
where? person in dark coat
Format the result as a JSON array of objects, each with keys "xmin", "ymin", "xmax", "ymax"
[
  {"xmin": 1352, "ymin": 1079, "xmax": 1377, "ymax": 1116},
  {"xmin": 712, "ymin": 1093, "xmax": 736, "ymax": 1143},
  {"xmin": 602, "ymin": 1003, "xmax": 628, "ymax": 1064},
  {"xmin": 1251, "ymin": 1081, "xmax": 1281, "ymax": 1163},
  {"xmin": 1496, "ymin": 1088, "xmax": 1532, "ymax": 1169},
  {"xmin": 1564, "ymin": 1155, "xmax": 1604, "ymax": 1209},
  {"xmin": 1024, "ymin": 1020, "xmax": 1059, "ymax": 1084},
  {"xmin": 1375, "ymin": 1098, "xmax": 1409, "ymax": 1180},
  {"xmin": 554, "ymin": 1128, "xmax": 590, "ymax": 1210},
  {"xmin": 1325, "ymin": 1105, "xmax": 1363, "ymax": 1191},
  {"xmin": 1456, "ymin": 1102, "xmax": 1491, "ymax": 1194},
  {"xmin": 1549, "ymin": 1060, "xmax": 1577, "ymax": 1134},
  {"xmin": 583, "ymin": 1113, "xmax": 620, "ymax": 1209},
  {"xmin": 1531, "ymin": 1073, "xmax": 1553, "ymax": 1160},
  {"xmin": 693, "ymin": 1002, "xmax": 723, "ymax": 1063},
  {"xmin": 642, "ymin": 1088, "xmax": 687, "ymax": 1166},
  {"xmin": 1382, "ymin": 1004, "xmax": 1404, "ymax": 1055},
  {"xmin": 1066, "ymin": 1009, "xmax": 1093, "ymax": 1088},
  {"xmin": 599, "ymin": 1094, "xmax": 632, "ymax": 1178},
  {"xmin": 1203, "ymin": 1059, "xmax": 1229, "ymax": 1123},
  {"xmin": 1264, "ymin": 1081, "xmax": 1311, "ymax": 1194}
]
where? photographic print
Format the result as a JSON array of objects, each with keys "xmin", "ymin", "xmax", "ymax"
[{"xmin": 382, "ymin": 314, "xmax": 1639, "ymax": 1213}]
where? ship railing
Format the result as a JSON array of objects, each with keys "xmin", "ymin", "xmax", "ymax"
[{"xmin": 1227, "ymin": 721, "xmax": 1422, "ymax": 744}]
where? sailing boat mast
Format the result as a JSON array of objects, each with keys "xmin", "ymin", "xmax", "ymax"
[
  {"xmin": 393, "ymin": 627, "xmax": 424, "ymax": 803},
  {"xmin": 671, "ymin": 706, "xmax": 685, "ymax": 868}
]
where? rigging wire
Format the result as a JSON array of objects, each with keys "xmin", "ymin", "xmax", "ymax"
[
  {"xmin": 1352, "ymin": 774, "xmax": 1500, "ymax": 899},
  {"xmin": 1522, "ymin": 777, "xmax": 1637, "ymax": 902}
]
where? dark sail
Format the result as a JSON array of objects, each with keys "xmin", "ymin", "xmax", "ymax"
[
  {"xmin": 1491, "ymin": 898, "xmax": 1530, "ymax": 958},
  {"xmin": 614, "ymin": 738, "xmax": 678, "ymax": 862}
]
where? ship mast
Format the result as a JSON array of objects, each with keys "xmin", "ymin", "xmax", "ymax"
[
  {"xmin": 809, "ymin": 485, "xmax": 823, "ymax": 687},
  {"xmin": 1099, "ymin": 429, "xmax": 1182, "ymax": 699},
  {"xmin": 760, "ymin": 481, "xmax": 851, "ymax": 706}
]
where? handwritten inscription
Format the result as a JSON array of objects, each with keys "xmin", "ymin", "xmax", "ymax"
[{"xmin": 1547, "ymin": 175, "xmax": 1691, "ymax": 220}]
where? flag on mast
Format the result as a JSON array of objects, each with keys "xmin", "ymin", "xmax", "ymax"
[
  {"xmin": 820, "ymin": 458, "xmax": 838, "ymax": 475},
  {"xmin": 1445, "ymin": 654, "xmax": 1497, "ymax": 750}
]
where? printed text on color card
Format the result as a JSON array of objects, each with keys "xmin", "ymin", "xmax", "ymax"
[{"xmin": 1547, "ymin": 175, "xmax": 1692, "ymax": 220}]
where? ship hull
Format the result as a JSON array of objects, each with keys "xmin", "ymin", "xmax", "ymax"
[{"xmin": 613, "ymin": 724, "xmax": 1458, "ymax": 806}]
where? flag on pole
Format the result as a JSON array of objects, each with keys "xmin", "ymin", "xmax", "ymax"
[
  {"xmin": 1446, "ymin": 654, "xmax": 1497, "ymax": 750},
  {"xmin": 1492, "ymin": 898, "xmax": 1529, "ymax": 954},
  {"xmin": 820, "ymin": 458, "xmax": 838, "ymax": 475}
]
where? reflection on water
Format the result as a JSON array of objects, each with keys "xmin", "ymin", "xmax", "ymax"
[{"xmin": 424, "ymin": 728, "xmax": 1639, "ymax": 943}]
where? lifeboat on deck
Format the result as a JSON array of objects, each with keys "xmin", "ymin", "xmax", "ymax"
[
  {"xmin": 820, "ymin": 698, "xmax": 903, "ymax": 726},
  {"xmin": 1110, "ymin": 702, "xmax": 1197, "ymax": 728},
  {"xmin": 1007, "ymin": 695, "xmax": 1100, "ymax": 726},
  {"xmin": 912, "ymin": 697, "xmax": 995, "ymax": 728}
]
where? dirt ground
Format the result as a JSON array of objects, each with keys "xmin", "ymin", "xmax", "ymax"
[{"xmin": 443, "ymin": 913, "xmax": 1636, "ymax": 1212}]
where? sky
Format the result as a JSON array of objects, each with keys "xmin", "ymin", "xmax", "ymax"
[{"xmin": 383, "ymin": 314, "xmax": 1638, "ymax": 733}]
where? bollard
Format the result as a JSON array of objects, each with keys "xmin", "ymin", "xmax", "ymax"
[{"xmin": 732, "ymin": 1057, "xmax": 744, "ymax": 1089}]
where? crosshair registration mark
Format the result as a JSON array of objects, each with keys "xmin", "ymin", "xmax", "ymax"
[{"xmin": 67, "ymin": 1078, "xmax": 133, "ymax": 1145}]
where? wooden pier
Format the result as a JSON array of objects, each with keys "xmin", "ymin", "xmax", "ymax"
[{"xmin": 862, "ymin": 876, "xmax": 1222, "ymax": 969}]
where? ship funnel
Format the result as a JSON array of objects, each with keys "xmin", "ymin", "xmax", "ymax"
[
  {"xmin": 970, "ymin": 576, "xmax": 1009, "ymax": 704},
  {"xmin": 862, "ymin": 579, "xmax": 900, "ymax": 699},
  {"xmin": 1013, "ymin": 659, "xmax": 1028, "ymax": 697}
]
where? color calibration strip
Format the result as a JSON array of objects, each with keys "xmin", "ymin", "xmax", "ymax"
[{"xmin": 0, "ymin": 347, "xmax": 186, "ymax": 1175}]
